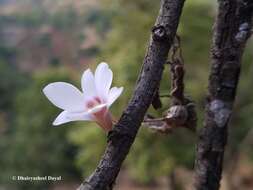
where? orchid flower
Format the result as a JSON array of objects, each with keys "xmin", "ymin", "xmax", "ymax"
[{"xmin": 43, "ymin": 62, "xmax": 123, "ymax": 132}]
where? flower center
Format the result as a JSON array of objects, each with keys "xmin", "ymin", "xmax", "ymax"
[
  {"xmin": 86, "ymin": 97, "xmax": 102, "ymax": 109},
  {"xmin": 85, "ymin": 96, "xmax": 112, "ymax": 131}
]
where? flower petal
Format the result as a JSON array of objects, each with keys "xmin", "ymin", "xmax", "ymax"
[
  {"xmin": 94, "ymin": 62, "xmax": 113, "ymax": 100},
  {"xmin": 53, "ymin": 111, "xmax": 93, "ymax": 126},
  {"xmin": 107, "ymin": 87, "xmax": 124, "ymax": 107},
  {"xmin": 43, "ymin": 82, "xmax": 84, "ymax": 111},
  {"xmin": 81, "ymin": 69, "xmax": 97, "ymax": 98}
]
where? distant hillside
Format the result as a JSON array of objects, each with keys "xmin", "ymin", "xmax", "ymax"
[
  {"xmin": 0, "ymin": 0, "xmax": 99, "ymax": 15},
  {"xmin": 0, "ymin": 0, "xmax": 17, "ymax": 5},
  {"xmin": 0, "ymin": 0, "xmax": 106, "ymax": 72}
]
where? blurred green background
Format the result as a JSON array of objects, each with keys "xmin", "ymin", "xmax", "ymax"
[{"xmin": 0, "ymin": 0, "xmax": 253, "ymax": 190}]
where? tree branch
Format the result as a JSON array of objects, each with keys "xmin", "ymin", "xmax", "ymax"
[
  {"xmin": 194, "ymin": 0, "xmax": 253, "ymax": 190},
  {"xmin": 77, "ymin": 0, "xmax": 186, "ymax": 189}
]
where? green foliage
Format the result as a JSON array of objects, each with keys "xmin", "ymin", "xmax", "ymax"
[
  {"xmin": 68, "ymin": 125, "xmax": 107, "ymax": 177},
  {"xmin": 179, "ymin": 1, "xmax": 214, "ymax": 101},
  {"xmin": 0, "ymin": 68, "xmax": 81, "ymax": 190},
  {"xmin": 128, "ymin": 128, "xmax": 195, "ymax": 183},
  {"xmin": 49, "ymin": 7, "xmax": 78, "ymax": 30},
  {"xmin": 11, "ymin": 8, "xmax": 46, "ymax": 28},
  {"xmin": 84, "ymin": 8, "xmax": 115, "ymax": 35},
  {"xmin": 0, "ymin": 60, "xmax": 28, "ymax": 112}
]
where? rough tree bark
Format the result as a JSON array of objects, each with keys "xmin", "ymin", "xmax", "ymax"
[
  {"xmin": 77, "ymin": 0, "xmax": 186, "ymax": 189},
  {"xmin": 194, "ymin": 0, "xmax": 253, "ymax": 190}
]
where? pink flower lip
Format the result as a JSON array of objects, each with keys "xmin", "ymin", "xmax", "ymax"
[{"xmin": 85, "ymin": 97, "xmax": 113, "ymax": 132}]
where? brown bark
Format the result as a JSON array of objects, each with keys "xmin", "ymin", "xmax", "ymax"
[
  {"xmin": 194, "ymin": 0, "xmax": 253, "ymax": 190},
  {"xmin": 77, "ymin": 0, "xmax": 186, "ymax": 189}
]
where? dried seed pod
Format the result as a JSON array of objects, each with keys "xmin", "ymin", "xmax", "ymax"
[{"xmin": 165, "ymin": 105, "xmax": 188, "ymax": 127}]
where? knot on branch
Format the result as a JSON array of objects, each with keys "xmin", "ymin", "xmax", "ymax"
[
  {"xmin": 235, "ymin": 22, "xmax": 250, "ymax": 43},
  {"xmin": 144, "ymin": 99, "xmax": 197, "ymax": 134},
  {"xmin": 165, "ymin": 105, "xmax": 188, "ymax": 126},
  {"xmin": 209, "ymin": 99, "xmax": 232, "ymax": 128},
  {"xmin": 152, "ymin": 25, "xmax": 169, "ymax": 42},
  {"xmin": 168, "ymin": 100, "xmax": 197, "ymax": 131}
]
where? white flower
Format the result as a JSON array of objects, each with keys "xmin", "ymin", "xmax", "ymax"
[{"xmin": 43, "ymin": 62, "xmax": 123, "ymax": 132}]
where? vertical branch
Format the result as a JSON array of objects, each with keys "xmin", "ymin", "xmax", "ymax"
[
  {"xmin": 194, "ymin": 0, "xmax": 253, "ymax": 190},
  {"xmin": 78, "ymin": 0, "xmax": 186, "ymax": 189}
]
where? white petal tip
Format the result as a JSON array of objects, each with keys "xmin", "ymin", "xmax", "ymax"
[
  {"xmin": 116, "ymin": 87, "xmax": 124, "ymax": 95},
  {"xmin": 42, "ymin": 83, "xmax": 52, "ymax": 95},
  {"xmin": 42, "ymin": 82, "xmax": 62, "ymax": 97},
  {"xmin": 99, "ymin": 62, "xmax": 108, "ymax": 66},
  {"xmin": 52, "ymin": 123, "xmax": 60, "ymax": 126},
  {"xmin": 52, "ymin": 120, "xmax": 63, "ymax": 126},
  {"xmin": 83, "ymin": 68, "xmax": 91, "ymax": 74}
]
